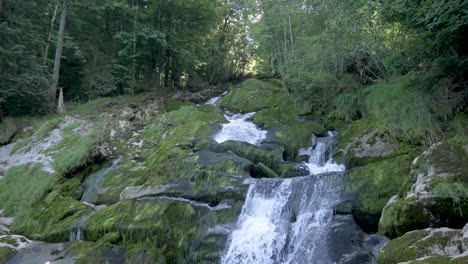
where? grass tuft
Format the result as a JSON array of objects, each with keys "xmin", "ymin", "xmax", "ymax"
[
  {"xmin": 34, "ymin": 117, "xmax": 63, "ymax": 140},
  {"xmin": 50, "ymin": 123, "xmax": 106, "ymax": 175}
]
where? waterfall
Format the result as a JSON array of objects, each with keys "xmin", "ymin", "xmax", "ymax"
[{"xmin": 221, "ymin": 132, "xmax": 346, "ymax": 264}]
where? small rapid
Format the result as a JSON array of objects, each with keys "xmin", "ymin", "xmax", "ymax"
[{"xmin": 214, "ymin": 112, "xmax": 267, "ymax": 145}]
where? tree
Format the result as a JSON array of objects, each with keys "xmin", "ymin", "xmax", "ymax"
[{"xmin": 50, "ymin": 0, "xmax": 68, "ymax": 110}]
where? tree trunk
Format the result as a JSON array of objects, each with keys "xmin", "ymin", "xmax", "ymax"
[
  {"xmin": 44, "ymin": 0, "xmax": 59, "ymax": 65},
  {"xmin": 260, "ymin": 1, "xmax": 285, "ymax": 79},
  {"xmin": 0, "ymin": 0, "xmax": 4, "ymax": 17},
  {"xmin": 57, "ymin": 87, "xmax": 64, "ymax": 113},
  {"xmin": 131, "ymin": 0, "xmax": 138, "ymax": 93},
  {"xmin": 50, "ymin": 0, "xmax": 68, "ymax": 110}
]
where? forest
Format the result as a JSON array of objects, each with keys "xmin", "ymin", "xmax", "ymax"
[
  {"xmin": 0, "ymin": 0, "xmax": 468, "ymax": 263},
  {"xmin": 1, "ymin": 0, "xmax": 466, "ymax": 140}
]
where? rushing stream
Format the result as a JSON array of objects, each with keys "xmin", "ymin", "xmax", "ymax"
[
  {"xmin": 207, "ymin": 91, "xmax": 385, "ymax": 263},
  {"xmin": 221, "ymin": 132, "xmax": 346, "ymax": 263}
]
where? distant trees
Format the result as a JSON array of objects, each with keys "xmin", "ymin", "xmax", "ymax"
[
  {"xmin": 252, "ymin": 0, "xmax": 467, "ymax": 120},
  {"xmin": 0, "ymin": 0, "xmax": 254, "ymax": 118}
]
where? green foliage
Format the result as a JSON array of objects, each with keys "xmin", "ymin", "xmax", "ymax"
[
  {"xmin": 0, "ymin": 0, "xmax": 51, "ymax": 116},
  {"xmin": 433, "ymin": 181, "xmax": 468, "ymax": 209},
  {"xmin": 335, "ymin": 92, "xmax": 360, "ymax": 122},
  {"xmin": 363, "ymin": 78, "xmax": 442, "ymax": 144}
]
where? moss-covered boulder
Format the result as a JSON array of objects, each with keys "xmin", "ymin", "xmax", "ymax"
[
  {"xmin": 379, "ymin": 137, "xmax": 468, "ymax": 238},
  {"xmin": 334, "ymin": 117, "xmax": 401, "ymax": 168},
  {"xmin": 378, "ymin": 224, "xmax": 468, "ymax": 264},
  {"xmin": 219, "ymin": 79, "xmax": 290, "ymax": 113},
  {"xmin": 253, "ymin": 108, "xmax": 326, "ymax": 160},
  {"xmin": 85, "ymin": 198, "xmax": 243, "ymax": 263},
  {"xmin": 343, "ymin": 154, "xmax": 414, "ymax": 232}
]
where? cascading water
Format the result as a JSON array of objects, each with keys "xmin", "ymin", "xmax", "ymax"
[
  {"xmin": 221, "ymin": 132, "xmax": 346, "ymax": 264},
  {"xmin": 214, "ymin": 112, "xmax": 267, "ymax": 145},
  {"xmin": 69, "ymin": 157, "xmax": 121, "ymax": 241}
]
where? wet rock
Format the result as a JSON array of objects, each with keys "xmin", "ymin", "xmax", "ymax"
[{"xmin": 327, "ymin": 215, "xmax": 388, "ymax": 264}]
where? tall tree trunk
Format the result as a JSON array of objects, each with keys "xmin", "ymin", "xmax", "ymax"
[
  {"xmin": 259, "ymin": 0, "xmax": 285, "ymax": 79},
  {"xmin": 0, "ymin": 0, "xmax": 4, "ymax": 17},
  {"xmin": 44, "ymin": 0, "xmax": 59, "ymax": 65},
  {"xmin": 131, "ymin": 0, "xmax": 138, "ymax": 93},
  {"xmin": 50, "ymin": 0, "xmax": 68, "ymax": 110}
]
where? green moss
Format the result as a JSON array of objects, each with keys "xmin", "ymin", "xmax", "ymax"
[
  {"xmin": 450, "ymin": 256, "xmax": 468, "ymax": 263},
  {"xmin": 378, "ymin": 228, "xmax": 461, "ymax": 264},
  {"xmin": 378, "ymin": 197, "xmax": 437, "ymax": 238},
  {"xmin": 62, "ymin": 122, "xmax": 81, "ymax": 134},
  {"xmin": 97, "ymin": 232, "xmax": 121, "ymax": 245},
  {"xmin": 0, "ymin": 118, "xmax": 19, "ymax": 145},
  {"xmin": 11, "ymin": 191, "xmax": 90, "ymax": 242},
  {"xmin": 344, "ymin": 154, "xmax": 413, "ymax": 229},
  {"xmin": 0, "ymin": 247, "xmax": 15, "ymax": 263},
  {"xmin": 85, "ymin": 199, "xmax": 199, "ymax": 262},
  {"xmin": 252, "ymin": 108, "xmax": 325, "ymax": 160},
  {"xmin": 165, "ymin": 99, "xmax": 194, "ymax": 112},
  {"xmin": 219, "ymin": 79, "xmax": 291, "ymax": 112}
]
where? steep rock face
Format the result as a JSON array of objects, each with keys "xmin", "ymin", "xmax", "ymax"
[
  {"xmin": 334, "ymin": 117, "xmax": 420, "ymax": 232},
  {"xmin": 378, "ymin": 224, "xmax": 468, "ymax": 263},
  {"xmin": 379, "ymin": 137, "xmax": 468, "ymax": 238}
]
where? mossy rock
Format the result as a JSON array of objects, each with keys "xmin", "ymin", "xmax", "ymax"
[
  {"xmin": 65, "ymin": 241, "xmax": 129, "ymax": 264},
  {"xmin": 210, "ymin": 141, "xmax": 285, "ymax": 174},
  {"xmin": 219, "ymin": 79, "xmax": 291, "ymax": 112},
  {"xmin": 0, "ymin": 247, "xmax": 15, "ymax": 263},
  {"xmin": 343, "ymin": 154, "xmax": 413, "ymax": 232},
  {"xmin": 165, "ymin": 99, "xmax": 195, "ymax": 112},
  {"xmin": 333, "ymin": 116, "xmax": 412, "ymax": 168},
  {"xmin": 378, "ymin": 197, "xmax": 437, "ymax": 238},
  {"xmin": 378, "ymin": 227, "xmax": 466, "ymax": 264},
  {"xmin": 253, "ymin": 108, "xmax": 325, "ymax": 160},
  {"xmin": 379, "ymin": 137, "xmax": 468, "ymax": 237},
  {"xmin": 85, "ymin": 198, "xmax": 242, "ymax": 263},
  {"xmin": 10, "ymin": 191, "xmax": 90, "ymax": 242}
]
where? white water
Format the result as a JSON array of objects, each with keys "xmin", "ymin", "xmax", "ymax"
[
  {"xmin": 214, "ymin": 112, "xmax": 267, "ymax": 145},
  {"xmin": 222, "ymin": 132, "xmax": 345, "ymax": 264},
  {"xmin": 205, "ymin": 91, "xmax": 228, "ymax": 105},
  {"xmin": 302, "ymin": 132, "xmax": 345, "ymax": 175}
]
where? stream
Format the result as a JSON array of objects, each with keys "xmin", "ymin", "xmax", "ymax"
[{"xmin": 208, "ymin": 95, "xmax": 386, "ymax": 263}]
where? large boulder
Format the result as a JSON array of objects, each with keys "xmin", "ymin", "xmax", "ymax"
[
  {"xmin": 379, "ymin": 137, "xmax": 468, "ymax": 238},
  {"xmin": 334, "ymin": 117, "xmax": 401, "ymax": 168},
  {"xmin": 342, "ymin": 154, "xmax": 414, "ymax": 232},
  {"xmin": 378, "ymin": 224, "xmax": 468, "ymax": 263},
  {"xmin": 334, "ymin": 116, "xmax": 420, "ymax": 232}
]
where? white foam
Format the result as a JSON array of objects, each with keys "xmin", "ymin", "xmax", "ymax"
[{"xmin": 214, "ymin": 113, "xmax": 267, "ymax": 145}]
